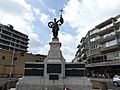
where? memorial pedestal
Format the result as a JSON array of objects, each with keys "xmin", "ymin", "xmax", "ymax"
[
  {"xmin": 44, "ymin": 38, "xmax": 65, "ymax": 63},
  {"xmin": 16, "ymin": 38, "xmax": 92, "ymax": 90}
]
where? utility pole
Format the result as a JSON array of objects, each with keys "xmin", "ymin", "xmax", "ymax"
[{"xmin": 9, "ymin": 42, "xmax": 15, "ymax": 79}]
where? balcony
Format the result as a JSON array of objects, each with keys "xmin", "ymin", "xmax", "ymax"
[
  {"xmin": 81, "ymin": 54, "xmax": 87, "ymax": 59},
  {"xmin": 100, "ymin": 44, "xmax": 120, "ymax": 54},
  {"xmin": 17, "ymin": 47, "xmax": 28, "ymax": 52},
  {"xmin": 90, "ymin": 32, "xmax": 97, "ymax": 39},
  {"xmin": 95, "ymin": 17, "xmax": 116, "ymax": 29},
  {"xmin": 86, "ymin": 59, "xmax": 120, "ymax": 67},
  {"xmin": 115, "ymin": 30, "xmax": 120, "ymax": 37},
  {"xmin": 77, "ymin": 44, "xmax": 81, "ymax": 48},
  {"xmin": 98, "ymin": 26, "xmax": 114, "ymax": 36},
  {"xmin": 81, "ymin": 47, "xmax": 86, "ymax": 53},
  {"xmin": 81, "ymin": 43, "xmax": 86, "ymax": 48},
  {"xmin": 77, "ymin": 53, "xmax": 82, "ymax": 57},
  {"xmin": 0, "ymin": 26, "xmax": 29, "ymax": 40},
  {"xmin": 0, "ymin": 42, "xmax": 10, "ymax": 47},
  {"xmin": 98, "ymin": 34, "xmax": 116, "ymax": 44}
]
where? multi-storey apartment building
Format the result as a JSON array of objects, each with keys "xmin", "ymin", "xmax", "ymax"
[
  {"xmin": 75, "ymin": 14, "xmax": 120, "ymax": 78},
  {"xmin": 0, "ymin": 24, "xmax": 29, "ymax": 52},
  {"xmin": 0, "ymin": 24, "xmax": 47, "ymax": 78}
]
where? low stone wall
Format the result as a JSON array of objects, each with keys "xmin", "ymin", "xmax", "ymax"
[
  {"xmin": 7, "ymin": 80, "xmax": 18, "ymax": 88},
  {"xmin": 16, "ymin": 77, "xmax": 92, "ymax": 90},
  {"xmin": 91, "ymin": 80, "xmax": 107, "ymax": 90}
]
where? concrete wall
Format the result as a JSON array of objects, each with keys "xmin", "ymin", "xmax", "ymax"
[
  {"xmin": 16, "ymin": 76, "xmax": 92, "ymax": 90},
  {"xmin": 91, "ymin": 80, "xmax": 107, "ymax": 90}
]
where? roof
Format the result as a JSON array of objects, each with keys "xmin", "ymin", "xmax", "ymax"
[{"xmin": 95, "ymin": 17, "xmax": 117, "ymax": 29}]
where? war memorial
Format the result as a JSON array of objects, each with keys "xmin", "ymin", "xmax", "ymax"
[{"xmin": 15, "ymin": 12, "xmax": 92, "ymax": 90}]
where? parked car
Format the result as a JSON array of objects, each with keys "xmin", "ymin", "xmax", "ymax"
[{"xmin": 112, "ymin": 75, "xmax": 120, "ymax": 87}]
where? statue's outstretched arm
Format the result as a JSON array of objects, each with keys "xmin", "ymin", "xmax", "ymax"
[{"xmin": 57, "ymin": 15, "xmax": 64, "ymax": 25}]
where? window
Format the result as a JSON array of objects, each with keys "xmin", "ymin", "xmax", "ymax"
[
  {"xmin": 36, "ymin": 60, "xmax": 39, "ymax": 62},
  {"xmin": 113, "ymin": 52, "xmax": 120, "ymax": 60},
  {"xmin": 105, "ymin": 39, "xmax": 117, "ymax": 47},
  {"xmin": 21, "ymin": 53, "xmax": 24, "ymax": 56},
  {"xmin": 65, "ymin": 69, "xmax": 85, "ymax": 77},
  {"xmin": 90, "ymin": 38, "xmax": 95, "ymax": 42},
  {"xmin": 49, "ymin": 75, "xmax": 59, "ymax": 80},
  {"xmin": 25, "ymin": 69, "xmax": 44, "ymax": 76},
  {"xmin": 90, "ymin": 29, "xmax": 97, "ymax": 35},
  {"xmin": 14, "ymin": 57, "xmax": 17, "ymax": 61},
  {"xmin": 2, "ymin": 56, "xmax": 5, "ymax": 60},
  {"xmin": 113, "ymin": 52, "xmax": 119, "ymax": 57},
  {"xmin": 47, "ymin": 64, "xmax": 61, "ymax": 73},
  {"xmin": 103, "ymin": 32, "xmax": 115, "ymax": 38},
  {"xmin": 65, "ymin": 64, "xmax": 85, "ymax": 68}
]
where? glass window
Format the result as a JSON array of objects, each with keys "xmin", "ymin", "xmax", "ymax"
[
  {"xmin": 90, "ymin": 29, "xmax": 97, "ymax": 35},
  {"xmin": 90, "ymin": 38, "xmax": 95, "ymax": 42},
  {"xmin": 2, "ymin": 56, "xmax": 5, "ymax": 60},
  {"xmin": 103, "ymin": 32, "xmax": 115, "ymax": 38},
  {"xmin": 105, "ymin": 39, "xmax": 117, "ymax": 47},
  {"xmin": 21, "ymin": 53, "xmax": 24, "ymax": 56},
  {"xmin": 113, "ymin": 52, "xmax": 119, "ymax": 57},
  {"xmin": 14, "ymin": 57, "xmax": 17, "ymax": 61}
]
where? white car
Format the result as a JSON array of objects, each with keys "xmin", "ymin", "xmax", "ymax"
[{"xmin": 112, "ymin": 75, "xmax": 120, "ymax": 87}]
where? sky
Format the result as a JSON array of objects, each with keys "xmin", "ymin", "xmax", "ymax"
[{"xmin": 0, "ymin": 0, "xmax": 120, "ymax": 62}]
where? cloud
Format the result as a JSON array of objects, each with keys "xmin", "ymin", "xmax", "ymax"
[
  {"xmin": 37, "ymin": 44, "xmax": 49, "ymax": 55},
  {"xmin": 0, "ymin": 0, "xmax": 45, "ymax": 55},
  {"xmin": 49, "ymin": 9, "xmax": 56, "ymax": 15},
  {"xmin": 0, "ymin": 0, "xmax": 34, "ymax": 32},
  {"xmin": 40, "ymin": 13, "xmax": 50, "ymax": 25},
  {"xmin": 63, "ymin": 0, "xmax": 120, "ymax": 35},
  {"xmin": 0, "ymin": 0, "xmax": 120, "ymax": 62},
  {"xmin": 63, "ymin": 0, "xmax": 82, "ymax": 28},
  {"xmin": 32, "ymin": 8, "xmax": 51, "ymax": 26},
  {"xmin": 59, "ymin": 32, "xmax": 78, "ymax": 61},
  {"xmin": 0, "ymin": 0, "xmax": 26, "ymax": 15},
  {"xmin": 62, "ymin": 0, "xmax": 120, "ymax": 61}
]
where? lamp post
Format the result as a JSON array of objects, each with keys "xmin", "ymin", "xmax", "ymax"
[{"xmin": 9, "ymin": 43, "xmax": 15, "ymax": 79}]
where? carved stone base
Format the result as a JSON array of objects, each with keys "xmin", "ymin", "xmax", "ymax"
[
  {"xmin": 44, "ymin": 38, "xmax": 65, "ymax": 63},
  {"xmin": 16, "ymin": 38, "xmax": 92, "ymax": 90}
]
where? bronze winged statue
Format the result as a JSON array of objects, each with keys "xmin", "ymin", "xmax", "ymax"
[{"xmin": 48, "ymin": 10, "xmax": 64, "ymax": 39}]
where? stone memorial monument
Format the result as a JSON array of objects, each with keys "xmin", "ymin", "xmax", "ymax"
[{"xmin": 16, "ymin": 11, "xmax": 92, "ymax": 90}]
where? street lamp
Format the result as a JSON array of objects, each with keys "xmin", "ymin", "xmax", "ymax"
[{"xmin": 9, "ymin": 42, "xmax": 16, "ymax": 79}]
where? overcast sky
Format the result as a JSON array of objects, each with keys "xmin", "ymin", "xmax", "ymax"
[{"xmin": 0, "ymin": 0, "xmax": 120, "ymax": 62}]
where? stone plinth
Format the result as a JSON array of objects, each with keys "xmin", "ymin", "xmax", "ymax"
[
  {"xmin": 15, "ymin": 38, "xmax": 92, "ymax": 90},
  {"xmin": 45, "ymin": 38, "xmax": 65, "ymax": 63}
]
